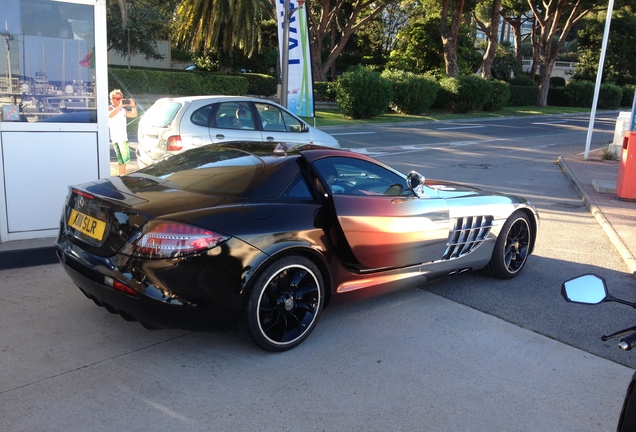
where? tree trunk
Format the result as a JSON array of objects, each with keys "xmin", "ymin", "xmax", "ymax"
[
  {"xmin": 440, "ymin": 0, "xmax": 464, "ymax": 77},
  {"xmin": 307, "ymin": 0, "xmax": 390, "ymax": 82},
  {"xmin": 475, "ymin": 0, "xmax": 501, "ymax": 79},
  {"xmin": 536, "ymin": 61, "xmax": 555, "ymax": 106}
]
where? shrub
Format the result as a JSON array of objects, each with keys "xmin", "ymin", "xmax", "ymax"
[
  {"xmin": 382, "ymin": 70, "xmax": 440, "ymax": 115},
  {"xmin": 438, "ymin": 75, "xmax": 491, "ymax": 113},
  {"xmin": 241, "ymin": 73, "xmax": 277, "ymax": 96},
  {"xmin": 483, "ymin": 79, "xmax": 511, "ymax": 111},
  {"xmin": 550, "ymin": 76, "xmax": 566, "ymax": 87},
  {"xmin": 335, "ymin": 67, "xmax": 393, "ymax": 119},
  {"xmin": 314, "ymin": 81, "xmax": 337, "ymax": 101},
  {"xmin": 509, "ymin": 85, "xmax": 537, "ymax": 106},
  {"xmin": 547, "ymin": 87, "xmax": 568, "ymax": 106},
  {"xmin": 621, "ymin": 85, "xmax": 635, "ymax": 107},
  {"xmin": 565, "ymin": 80, "xmax": 595, "ymax": 107},
  {"xmin": 598, "ymin": 83, "xmax": 623, "ymax": 109},
  {"xmin": 510, "ymin": 74, "xmax": 537, "ymax": 87},
  {"xmin": 108, "ymin": 67, "xmax": 248, "ymax": 96}
]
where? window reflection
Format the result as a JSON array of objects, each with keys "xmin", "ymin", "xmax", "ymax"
[{"xmin": 1, "ymin": 0, "xmax": 96, "ymax": 123}]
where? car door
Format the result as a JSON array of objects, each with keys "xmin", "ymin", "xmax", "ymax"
[
  {"xmin": 208, "ymin": 101, "xmax": 263, "ymax": 143},
  {"xmin": 312, "ymin": 156, "xmax": 450, "ymax": 270},
  {"xmin": 254, "ymin": 102, "xmax": 312, "ymax": 144}
]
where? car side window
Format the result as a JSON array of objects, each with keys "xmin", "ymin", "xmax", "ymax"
[
  {"xmin": 280, "ymin": 110, "xmax": 304, "ymax": 132},
  {"xmin": 255, "ymin": 103, "xmax": 288, "ymax": 132},
  {"xmin": 214, "ymin": 102, "xmax": 255, "ymax": 130},
  {"xmin": 313, "ymin": 157, "xmax": 412, "ymax": 197},
  {"xmin": 282, "ymin": 174, "xmax": 316, "ymax": 201},
  {"xmin": 191, "ymin": 105, "xmax": 214, "ymax": 127}
]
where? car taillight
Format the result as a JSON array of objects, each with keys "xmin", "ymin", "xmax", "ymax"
[
  {"xmin": 120, "ymin": 221, "xmax": 229, "ymax": 259},
  {"xmin": 166, "ymin": 136, "xmax": 183, "ymax": 151}
]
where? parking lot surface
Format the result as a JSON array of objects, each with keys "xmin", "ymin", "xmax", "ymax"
[{"xmin": 0, "ymin": 263, "xmax": 632, "ymax": 431}]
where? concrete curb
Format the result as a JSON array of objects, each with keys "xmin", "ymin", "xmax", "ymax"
[{"xmin": 558, "ymin": 156, "xmax": 636, "ymax": 278}]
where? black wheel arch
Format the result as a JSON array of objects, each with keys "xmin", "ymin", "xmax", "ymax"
[
  {"xmin": 517, "ymin": 207, "xmax": 539, "ymax": 254},
  {"xmin": 241, "ymin": 244, "xmax": 333, "ymax": 308}
]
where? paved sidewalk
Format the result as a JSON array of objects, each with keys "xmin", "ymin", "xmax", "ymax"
[{"xmin": 559, "ymin": 149, "xmax": 636, "ymax": 277}]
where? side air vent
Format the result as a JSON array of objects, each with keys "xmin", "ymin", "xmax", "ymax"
[{"xmin": 443, "ymin": 215, "xmax": 494, "ymax": 260}]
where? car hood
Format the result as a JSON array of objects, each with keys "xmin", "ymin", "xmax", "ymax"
[
  {"xmin": 424, "ymin": 179, "xmax": 485, "ymax": 198},
  {"xmin": 307, "ymin": 126, "xmax": 340, "ymax": 148}
]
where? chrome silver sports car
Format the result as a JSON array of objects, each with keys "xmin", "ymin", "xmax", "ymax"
[{"xmin": 55, "ymin": 142, "xmax": 539, "ymax": 351}]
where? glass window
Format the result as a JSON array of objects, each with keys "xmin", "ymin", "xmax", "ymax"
[
  {"xmin": 144, "ymin": 101, "xmax": 182, "ymax": 127},
  {"xmin": 282, "ymin": 174, "xmax": 314, "ymax": 200},
  {"xmin": 1, "ymin": 0, "xmax": 96, "ymax": 123},
  {"xmin": 256, "ymin": 102, "xmax": 288, "ymax": 132},
  {"xmin": 191, "ymin": 104, "xmax": 213, "ymax": 127},
  {"xmin": 214, "ymin": 102, "xmax": 254, "ymax": 130},
  {"xmin": 133, "ymin": 147, "xmax": 263, "ymax": 197},
  {"xmin": 313, "ymin": 157, "xmax": 413, "ymax": 196}
]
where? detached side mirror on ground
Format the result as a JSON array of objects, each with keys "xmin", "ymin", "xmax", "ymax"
[
  {"xmin": 561, "ymin": 274, "xmax": 609, "ymax": 304},
  {"xmin": 561, "ymin": 273, "xmax": 636, "ymax": 432}
]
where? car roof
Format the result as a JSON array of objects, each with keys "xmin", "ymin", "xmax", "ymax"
[
  {"xmin": 154, "ymin": 95, "xmax": 276, "ymax": 104},
  {"xmin": 209, "ymin": 141, "xmax": 345, "ymax": 157}
]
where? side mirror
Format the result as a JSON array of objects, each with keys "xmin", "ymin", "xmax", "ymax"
[
  {"xmin": 561, "ymin": 274, "xmax": 608, "ymax": 305},
  {"xmin": 406, "ymin": 171, "xmax": 425, "ymax": 189}
]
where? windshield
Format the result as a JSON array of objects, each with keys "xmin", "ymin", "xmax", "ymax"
[{"xmin": 132, "ymin": 147, "xmax": 263, "ymax": 197}]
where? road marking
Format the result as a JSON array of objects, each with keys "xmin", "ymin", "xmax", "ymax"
[
  {"xmin": 532, "ymin": 121, "xmax": 568, "ymax": 125},
  {"xmin": 330, "ymin": 131, "xmax": 376, "ymax": 136},
  {"xmin": 436, "ymin": 125, "xmax": 485, "ymax": 130}
]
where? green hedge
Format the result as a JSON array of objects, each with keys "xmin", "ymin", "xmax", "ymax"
[
  {"xmin": 621, "ymin": 85, "xmax": 635, "ymax": 107},
  {"xmin": 382, "ymin": 70, "xmax": 440, "ymax": 115},
  {"xmin": 108, "ymin": 67, "xmax": 248, "ymax": 97},
  {"xmin": 437, "ymin": 75, "xmax": 491, "ymax": 113},
  {"xmin": 598, "ymin": 83, "xmax": 623, "ymax": 109},
  {"xmin": 314, "ymin": 81, "xmax": 337, "ymax": 101},
  {"xmin": 547, "ymin": 87, "xmax": 568, "ymax": 106},
  {"xmin": 509, "ymin": 85, "xmax": 537, "ymax": 106},
  {"xmin": 565, "ymin": 81, "xmax": 595, "ymax": 107},
  {"xmin": 335, "ymin": 67, "xmax": 393, "ymax": 118},
  {"xmin": 241, "ymin": 73, "xmax": 277, "ymax": 96},
  {"xmin": 483, "ymin": 79, "xmax": 511, "ymax": 111}
]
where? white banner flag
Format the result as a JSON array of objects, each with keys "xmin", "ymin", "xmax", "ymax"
[{"xmin": 275, "ymin": 0, "xmax": 314, "ymax": 117}]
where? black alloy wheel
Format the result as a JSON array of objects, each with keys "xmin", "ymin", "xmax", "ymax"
[
  {"xmin": 239, "ymin": 256, "xmax": 324, "ymax": 352},
  {"xmin": 483, "ymin": 211, "xmax": 532, "ymax": 279}
]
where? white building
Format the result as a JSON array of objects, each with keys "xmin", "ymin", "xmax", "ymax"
[{"xmin": 0, "ymin": 0, "xmax": 109, "ymax": 244}]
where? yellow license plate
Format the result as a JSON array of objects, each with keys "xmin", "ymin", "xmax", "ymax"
[{"xmin": 68, "ymin": 209, "xmax": 107, "ymax": 241}]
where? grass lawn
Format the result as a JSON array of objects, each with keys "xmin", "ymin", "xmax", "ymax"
[{"xmin": 302, "ymin": 106, "xmax": 596, "ymax": 127}]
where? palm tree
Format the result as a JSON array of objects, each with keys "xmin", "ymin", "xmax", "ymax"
[{"xmin": 172, "ymin": 0, "xmax": 265, "ymax": 70}]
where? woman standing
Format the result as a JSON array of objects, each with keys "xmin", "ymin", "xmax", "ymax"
[{"xmin": 108, "ymin": 89, "xmax": 138, "ymax": 175}]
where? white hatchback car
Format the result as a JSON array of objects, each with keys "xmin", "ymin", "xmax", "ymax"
[{"xmin": 136, "ymin": 95, "xmax": 339, "ymax": 168}]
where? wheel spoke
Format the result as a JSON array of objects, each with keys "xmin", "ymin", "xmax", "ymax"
[
  {"xmin": 503, "ymin": 218, "xmax": 530, "ymax": 272},
  {"xmin": 257, "ymin": 265, "xmax": 321, "ymax": 344}
]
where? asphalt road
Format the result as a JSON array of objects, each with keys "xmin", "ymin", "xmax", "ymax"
[{"xmin": 328, "ymin": 112, "xmax": 636, "ymax": 369}]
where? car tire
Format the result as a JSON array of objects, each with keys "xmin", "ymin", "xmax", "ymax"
[
  {"xmin": 483, "ymin": 211, "xmax": 532, "ymax": 279},
  {"xmin": 238, "ymin": 256, "xmax": 325, "ymax": 352}
]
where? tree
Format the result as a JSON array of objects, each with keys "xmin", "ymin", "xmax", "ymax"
[
  {"xmin": 573, "ymin": 7, "xmax": 636, "ymax": 86},
  {"xmin": 439, "ymin": 0, "xmax": 467, "ymax": 77},
  {"xmin": 306, "ymin": 0, "xmax": 395, "ymax": 82},
  {"xmin": 107, "ymin": 0, "xmax": 176, "ymax": 62},
  {"xmin": 172, "ymin": 0, "xmax": 266, "ymax": 71},
  {"xmin": 499, "ymin": 0, "xmax": 533, "ymax": 73},
  {"xmin": 527, "ymin": 0, "xmax": 601, "ymax": 106},
  {"xmin": 387, "ymin": 18, "xmax": 445, "ymax": 73},
  {"xmin": 472, "ymin": 0, "xmax": 502, "ymax": 79}
]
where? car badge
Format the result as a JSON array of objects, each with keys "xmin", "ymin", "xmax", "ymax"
[{"xmin": 77, "ymin": 195, "xmax": 85, "ymax": 208}]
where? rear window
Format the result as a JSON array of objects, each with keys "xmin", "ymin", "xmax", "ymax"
[
  {"xmin": 133, "ymin": 147, "xmax": 263, "ymax": 197},
  {"xmin": 142, "ymin": 101, "xmax": 182, "ymax": 128}
]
